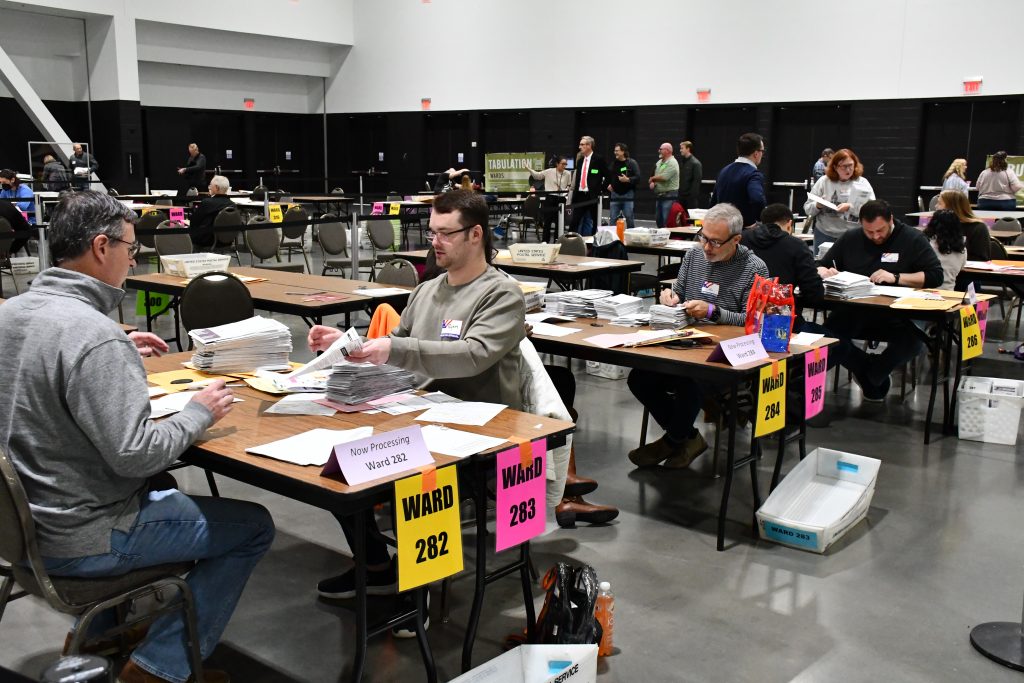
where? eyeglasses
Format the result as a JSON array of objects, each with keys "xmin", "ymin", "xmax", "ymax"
[
  {"xmin": 696, "ymin": 230, "xmax": 736, "ymax": 249},
  {"xmin": 837, "ymin": 163, "xmax": 855, "ymax": 170},
  {"xmin": 427, "ymin": 225, "xmax": 474, "ymax": 243},
  {"xmin": 107, "ymin": 236, "xmax": 140, "ymax": 258}
]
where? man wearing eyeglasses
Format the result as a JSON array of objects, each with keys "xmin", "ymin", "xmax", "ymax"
[
  {"xmin": 0, "ymin": 191, "xmax": 275, "ymax": 683},
  {"xmin": 710, "ymin": 132, "xmax": 767, "ymax": 227},
  {"xmin": 307, "ymin": 190, "xmax": 527, "ymax": 605},
  {"xmin": 626, "ymin": 203, "xmax": 768, "ymax": 469}
]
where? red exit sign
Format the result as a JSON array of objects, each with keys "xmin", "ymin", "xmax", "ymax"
[
  {"xmin": 243, "ymin": 98, "xmax": 255, "ymax": 110},
  {"xmin": 963, "ymin": 78, "xmax": 982, "ymax": 95},
  {"xmin": 696, "ymin": 88, "xmax": 711, "ymax": 103}
]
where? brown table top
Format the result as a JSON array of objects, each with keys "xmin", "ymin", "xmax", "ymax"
[
  {"xmin": 145, "ymin": 353, "xmax": 573, "ymax": 499},
  {"xmin": 391, "ymin": 250, "xmax": 644, "ymax": 276}
]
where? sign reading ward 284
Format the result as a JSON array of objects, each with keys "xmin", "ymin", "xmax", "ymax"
[{"xmin": 484, "ymin": 152, "xmax": 545, "ymax": 193}]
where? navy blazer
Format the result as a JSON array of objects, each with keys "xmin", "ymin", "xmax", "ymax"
[{"xmin": 711, "ymin": 160, "xmax": 766, "ymax": 226}]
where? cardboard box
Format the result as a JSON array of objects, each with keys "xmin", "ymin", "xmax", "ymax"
[
  {"xmin": 449, "ymin": 644, "xmax": 597, "ymax": 683},
  {"xmin": 757, "ymin": 448, "xmax": 880, "ymax": 553},
  {"xmin": 159, "ymin": 253, "xmax": 231, "ymax": 278},
  {"xmin": 585, "ymin": 361, "xmax": 626, "ymax": 380},
  {"xmin": 510, "ymin": 243, "xmax": 561, "ymax": 264},
  {"xmin": 9, "ymin": 257, "xmax": 39, "ymax": 275}
]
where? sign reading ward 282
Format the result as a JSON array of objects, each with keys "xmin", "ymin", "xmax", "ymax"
[{"xmin": 484, "ymin": 152, "xmax": 545, "ymax": 193}]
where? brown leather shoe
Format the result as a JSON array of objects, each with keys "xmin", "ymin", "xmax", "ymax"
[
  {"xmin": 563, "ymin": 472, "xmax": 598, "ymax": 497},
  {"xmin": 63, "ymin": 622, "xmax": 149, "ymax": 657},
  {"xmin": 555, "ymin": 496, "xmax": 619, "ymax": 528},
  {"xmin": 117, "ymin": 659, "xmax": 230, "ymax": 683},
  {"xmin": 662, "ymin": 432, "xmax": 708, "ymax": 469},
  {"xmin": 627, "ymin": 435, "xmax": 682, "ymax": 467}
]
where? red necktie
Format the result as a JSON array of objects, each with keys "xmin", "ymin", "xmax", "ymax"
[{"xmin": 580, "ymin": 156, "xmax": 589, "ymax": 191}]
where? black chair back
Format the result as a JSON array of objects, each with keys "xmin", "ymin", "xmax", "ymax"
[{"xmin": 179, "ymin": 271, "xmax": 254, "ymax": 334}]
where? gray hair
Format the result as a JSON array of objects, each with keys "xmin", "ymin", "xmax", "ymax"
[
  {"xmin": 210, "ymin": 175, "xmax": 230, "ymax": 193},
  {"xmin": 49, "ymin": 191, "xmax": 137, "ymax": 264},
  {"xmin": 580, "ymin": 135, "xmax": 595, "ymax": 147},
  {"xmin": 704, "ymin": 203, "xmax": 744, "ymax": 236}
]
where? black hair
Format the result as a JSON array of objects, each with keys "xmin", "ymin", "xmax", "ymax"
[
  {"xmin": 431, "ymin": 189, "xmax": 494, "ymax": 264},
  {"xmin": 859, "ymin": 199, "xmax": 893, "ymax": 223},
  {"xmin": 613, "ymin": 142, "xmax": 629, "ymax": 158},
  {"xmin": 990, "ymin": 151, "xmax": 1009, "ymax": 172},
  {"xmin": 49, "ymin": 190, "xmax": 137, "ymax": 264},
  {"xmin": 737, "ymin": 133, "xmax": 764, "ymax": 157},
  {"xmin": 760, "ymin": 203, "xmax": 793, "ymax": 226},
  {"xmin": 924, "ymin": 210, "xmax": 965, "ymax": 255}
]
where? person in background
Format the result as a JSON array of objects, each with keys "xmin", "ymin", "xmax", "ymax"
[
  {"xmin": 433, "ymin": 167, "xmax": 471, "ymax": 193},
  {"xmin": 525, "ymin": 157, "xmax": 571, "ymax": 193},
  {"xmin": 710, "ymin": 133, "xmax": 767, "ymax": 228},
  {"xmin": 941, "ymin": 158, "xmax": 970, "ymax": 195},
  {"xmin": 568, "ymin": 136, "xmax": 607, "ymax": 236},
  {"xmin": 69, "ymin": 143, "xmax": 99, "ymax": 191},
  {"xmin": 740, "ymin": 203, "xmax": 824, "ymax": 313},
  {"xmin": 0, "ymin": 169, "xmax": 35, "ymax": 225},
  {"xmin": 626, "ymin": 203, "xmax": 767, "ymax": 468},
  {"xmin": 176, "ymin": 142, "xmax": 206, "ymax": 199},
  {"xmin": 936, "ymin": 190, "xmax": 990, "ymax": 262},
  {"xmin": 648, "ymin": 142, "xmax": 679, "ymax": 228},
  {"xmin": 803, "ymin": 148, "xmax": 874, "ymax": 252},
  {"xmin": 817, "ymin": 200, "xmax": 943, "ymax": 402},
  {"xmin": 0, "ymin": 187, "xmax": 32, "ymax": 256},
  {"xmin": 923, "ymin": 209, "xmax": 966, "ymax": 291},
  {"xmin": 189, "ymin": 175, "xmax": 234, "ymax": 249},
  {"xmin": 41, "ymin": 154, "xmax": 70, "ymax": 192},
  {"xmin": 976, "ymin": 151, "xmax": 1023, "ymax": 210},
  {"xmin": 607, "ymin": 143, "xmax": 640, "ymax": 230},
  {"xmin": 678, "ymin": 140, "xmax": 703, "ymax": 212},
  {"xmin": 812, "ymin": 148, "xmax": 834, "ymax": 183}
]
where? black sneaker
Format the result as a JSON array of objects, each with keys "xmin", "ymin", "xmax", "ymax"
[
  {"xmin": 854, "ymin": 372, "xmax": 890, "ymax": 403},
  {"xmin": 392, "ymin": 591, "xmax": 430, "ymax": 639},
  {"xmin": 317, "ymin": 559, "xmax": 397, "ymax": 599}
]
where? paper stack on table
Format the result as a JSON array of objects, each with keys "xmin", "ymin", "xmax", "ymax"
[
  {"xmin": 823, "ymin": 272, "xmax": 874, "ymax": 299},
  {"xmin": 610, "ymin": 312, "xmax": 651, "ymax": 327},
  {"xmin": 649, "ymin": 304, "xmax": 691, "ymax": 329},
  {"xmin": 189, "ymin": 316, "xmax": 293, "ymax": 373},
  {"xmin": 518, "ymin": 283, "xmax": 546, "ymax": 312},
  {"xmin": 594, "ymin": 294, "xmax": 644, "ymax": 319},
  {"xmin": 326, "ymin": 361, "xmax": 418, "ymax": 405},
  {"xmin": 543, "ymin": 289, "xmax": 613, "ymax": 317}
]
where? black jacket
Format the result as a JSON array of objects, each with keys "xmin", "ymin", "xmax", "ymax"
[
  {"xmin": 820, "ymin": 219, "xmax": 944, "ymax": 288},
  {"xmin": 572, "ymin": 153, "xmax": 608, "ymax": 196},
  {"xmin": 189, "ymin": 194, "xmax": 234, "ymax": 247},
  {"xmin": 181, "ymin": 153, "xmax": 207, "ymax": 188},
  {"xmin": 741, "ymin": 222, "xmax": 824, "ymax": 305},
  {"xmin": 678, "ymin": 155, "xmax": 703, "ymax": 209},
  {"xmin": 607, "ymin": 158, "xmax": 640, "ymax": 195}
]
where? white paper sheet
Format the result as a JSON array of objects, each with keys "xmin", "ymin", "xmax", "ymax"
[
  {"xmin": 353, "ymin": 287, "xmax": 410, "ymax": 297},
  {"xmin": 525, "ymin": 312, "xmax": 575, "ymax": 323},
  {"xmin": 529, "ymin": 322, "xmax": 584, "ymax": 337},
  {"xmin": 789, "ymin": 332, "xmax": 825, "ymax": 347},
  {"xmin": 264, "ymin": 393, "xmax": 338, "ymax": 416},
  {"xmin": 244, "ymin": 427, "xmax": 374, "ymax": 466},
  {"xmin": 806, "ymin": 192, "xmax": 839, "ymax": 211},
  {"xmin": 415, "ymin": 401, "xmax": 506, "ymax": 426},
  {"xmin": 576, "ymin": 260, "xmax": 614, "ymax": 267},
  {"xmin": 420, "ymin": 425, "xmax": 508, "ymax": 458},
  {"xmin": 148, "ymin": 392, "xmax": 242, "ymax": 420},
  {"xmin": 285, "ymin": 328, "xmax": 362, "ymax": 382}
]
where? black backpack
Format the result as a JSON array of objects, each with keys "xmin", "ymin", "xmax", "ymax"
[{"xmin": 534, "ymin": 562, "xmax": 603, "ymax": 645}]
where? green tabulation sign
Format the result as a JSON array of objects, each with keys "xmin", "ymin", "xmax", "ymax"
[{"xmin": 484, "ymin": 152, "xmax": 545, "ymax": 193}]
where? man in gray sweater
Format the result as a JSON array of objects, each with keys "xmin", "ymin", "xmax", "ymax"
[
  {"xmin": 627, "ymin": 203, "xmax": 768, "ymax": 469},
  {"xmin": 0, "ymin": 191, "xmax": 274, "ymax": 683},
  {"xmin": 307, "ymin": 189, "xmax": 526, "ymax": 607}
]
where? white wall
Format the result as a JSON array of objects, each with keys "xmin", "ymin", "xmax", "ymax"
[
  {"xmin": 327, "ymin": 0, "xmax": 1024, "ymax": 113},
  {"xmin": 0, "ymin": 10, "xmax": 88, "ymax": 100}
]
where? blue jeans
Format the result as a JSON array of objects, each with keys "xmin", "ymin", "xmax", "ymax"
[
  {"xmin": 655, "ymin": 195, "xmax": 676, "ymax": 228},
  {"xmin": 812, "ymin": 224, "xmax": 845, "ymax": 256},
  {"xmin": 977, "ymin": 197, "xmax": 1017, "ymax": 211},
  {"xmin": 609, "ymin": 192, "xmax": 636, "ymax": 230},
  {"xmin": 43, "ymin": 490, "xmax": 275, "ymax": 683}
]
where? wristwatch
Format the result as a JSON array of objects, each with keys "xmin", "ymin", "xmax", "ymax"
[{"xmin": 894, "ymin": 272, "xmax": 901, "ymax": 285}]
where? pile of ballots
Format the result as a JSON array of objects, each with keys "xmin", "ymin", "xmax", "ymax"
[
  {"xmin": 190, "ymin": 316, "xmax": 292, "ymax": 373},
  {"xmin": 326, "ymin": 362, "xmax": 417, "ymax": 405},
  {"xmin": 649, "ymin": 304, "xmax": 691, "ymax": 330},
  {"xmin": 594, "ymin": 294, "xmax": 643, "ymax": 319},
  {"xmin": 544, "ymin": 289, "xmax": 613, "ymax": 318},
  {"xmin": 823, "ymin": 271, "xmax": 874, "ymax": 299}
]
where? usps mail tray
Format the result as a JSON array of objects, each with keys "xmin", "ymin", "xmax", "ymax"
[
  {"xmin": 509, "ymin": 243, "xmax": 560, "ymax": 264},
  {"xmin": 756, "ymin": 448, "xmax": 880, "ymax": 553}
]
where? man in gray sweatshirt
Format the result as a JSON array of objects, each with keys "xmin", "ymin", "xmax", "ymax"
[
  {"xmin": 0, "ymin": 191, "xmax": 274, "ymax": 683},
  {"xmin": 307, "ymin": 189, "xmax": 526, "ymax": 605}
]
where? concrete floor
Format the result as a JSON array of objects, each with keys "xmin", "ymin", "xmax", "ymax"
[{"xmin": 3, "ymin": 229, "xmax": 1024, "ymax": 682}]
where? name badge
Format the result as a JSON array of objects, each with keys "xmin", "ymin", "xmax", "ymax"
[
  {"xmin": 440, "ymin": 319, "xmax": 463, "ymax": 340},
  {"xmin": 701, "ymin": 282, "xmax": 720, "ymax": 298},
  {"xmin": 590, "ymin": 168, "xmax": 599, "ymax": 174},
  {"xmin": 881, "ymin": 253, "xmax": 899, "ymax": 263}
]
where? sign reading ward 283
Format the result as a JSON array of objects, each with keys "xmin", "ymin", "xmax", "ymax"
[{"xmin": 484, "ymin": 152, "xmax": 545, "ymax": 193}]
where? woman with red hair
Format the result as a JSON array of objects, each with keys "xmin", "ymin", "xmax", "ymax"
[{"xmin": 803, "ymin": 148, "xmax": 875, "ymax": 252}]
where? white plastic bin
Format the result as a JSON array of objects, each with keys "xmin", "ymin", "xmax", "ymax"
[
  {"xmin": 958, "ymin": 376, "xmax": 1024, "ymax": 446},
  {"xmin": 757, "ymin": 448, "xmax": 880, "ymax": 553},
  {"xmin": 585, "ymin": 361, "xmax": 626, "ymax": 380},
  {"xmin": 159, "ymin": 253, "xmax": 231, "ymax": 278},
  {"xmin": 449, "ymin": 644, "xmax": 597, "ymax": 683},
  {"xmin": 623, "ymin": 228, "xmax": 670, "ymax": 247}
]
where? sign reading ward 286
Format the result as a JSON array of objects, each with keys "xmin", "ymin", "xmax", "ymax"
[{"xmin": 484, "ymin": 152, "xmax": 545, "ymax": 193}]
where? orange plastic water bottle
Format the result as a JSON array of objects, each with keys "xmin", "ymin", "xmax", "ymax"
[
  {"xmin": 615, "ymin": 212, "xmax": 626, "ymax": 242},
  {"xmin": 595, "ymin": 581, "xmax": 614, "ymax": 656}
]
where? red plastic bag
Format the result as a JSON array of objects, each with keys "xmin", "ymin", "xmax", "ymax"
[{"xmin": 744, "ymin": 274, "xmax": 796, "ymax": 352}]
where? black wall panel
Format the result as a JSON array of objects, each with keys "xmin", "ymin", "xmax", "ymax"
[
  {"xmin": 690, "ymin": 105, "xmax": 759, "ymax": 187},
  {"xmin": 575, "ymin": 108, "xmax": 635, "ymax": 162},
  {"xmin": 919, "ymin": 99, "xmax": 1021, "ymax": 192},
  {"xmin": 851, "ymin": 101, "xmax": 923, "ymax": 216},
  {"xmin": 528, "ymin": 109, "xmax": 575, "ymax": 167},
  {"xmin": 770, "ymin": 104, "xmax": 851, "ymax": 211}
]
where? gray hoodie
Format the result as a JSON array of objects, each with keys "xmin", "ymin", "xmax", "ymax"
[{"xmin": 0, "ymin": 268, "xmax": 213, "ymax": 557}]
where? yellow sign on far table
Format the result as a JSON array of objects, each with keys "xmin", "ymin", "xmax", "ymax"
[
  {"xmin": 755, "ymin": 359, "xmax": 786, "ymax": 438},
  {"xmin": 268, "ymin": 205, "xmax": 283, "ymax": 223},
  {"xmin": 960, "ymin": 305, "xmax": 982, "ymax": 361},
  {"xmin": 395, "ymin": 465, "xmax": 463, "ymax": 592},
  {"xmin": 388, "ymin": 202, "xmax": 402, "ymax": 215}
]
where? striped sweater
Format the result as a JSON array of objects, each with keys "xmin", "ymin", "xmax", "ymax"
[{"xmin": 671, "ymin": 244, "xmax": 769, "ymax": 326}]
